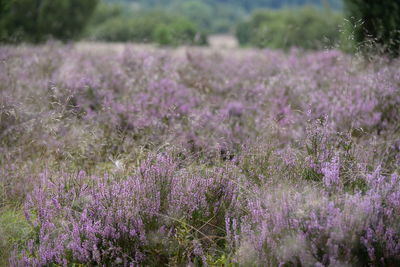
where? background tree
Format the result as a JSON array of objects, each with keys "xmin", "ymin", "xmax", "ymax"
[
  {"xmin": 0, "ymin": 0, "xmax": 99, "ymax": 43},
  {"xmin": 343, "ymin": 0, "xmax": 400, "ymax": 56},
  {"xmin": 87, "ymin": 8, "xmax": 207, "ymax": 46},
  {"xmin": 236, "ymin": 6, "xmax": 343, "ymax": 50}
]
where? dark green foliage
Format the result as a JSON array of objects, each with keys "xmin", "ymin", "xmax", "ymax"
[
  {"xmin": 343, "ymin": 0, "xmax": 400, "ymax": 56},
  {"xmin": 0, "ymin": 0, "xmax": 98, "ymax": 43},
  {"xmin": 236, "ymin": 6, "xmax": 343, "ymax": 50}
]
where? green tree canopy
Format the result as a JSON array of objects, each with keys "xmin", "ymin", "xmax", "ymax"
[
  {"xmin": 0, "ymin": 0, "xmax": 98, "ymax": 43},
  {"xmin": 236, "ymin": 6, "xmax": 343, "ymax": 50}
]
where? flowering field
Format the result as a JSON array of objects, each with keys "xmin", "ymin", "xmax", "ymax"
[{"xmin": 1, "ymin": 43, "xmax": 399, "ymax": 266}]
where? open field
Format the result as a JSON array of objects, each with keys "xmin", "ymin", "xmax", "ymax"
[{"xmin": 1, "ymin": 43, "xmax": 400, "ymax": 266}]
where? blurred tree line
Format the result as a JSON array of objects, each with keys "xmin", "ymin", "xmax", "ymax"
[
  {"xmin": 86, "ymin": 0, "xmax": 341, "ymax": 45},
  {"xmin": 106, "ymin": 0, "xmax": 341, "ymax": 34},
  {"xmin": 101, "ymin": 0, "xmax": 246, "ymax": 35},
  {"xmin": 85, "ymin": 4, "xmax": 207, "ymax": 45},
  {"xmin": 235, "ymin": 0, "xmax": 400, "ymax": 55},
  {"xmin": 0, "ymin": 0, "xmax": 207, "ymax": 46},
  {"xmin": 0, "ymin": 0, "xmax": 399, "ymax": 55}
]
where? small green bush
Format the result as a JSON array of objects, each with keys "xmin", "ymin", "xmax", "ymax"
[{"xmin": 154, "ymin": 24, "xmax": 174, "ymax": 46}]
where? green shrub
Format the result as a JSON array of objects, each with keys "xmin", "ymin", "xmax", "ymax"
[
  {"xmin": 88, "ymin": 10, "xmax": 207, "ymax": 46},
  {"xmin": 343, "ymin": 0, "xmax": 400, "ymax": 56},
  {"xmin": 154, "ymin": 24, "xmax": 174, "ymax": 45},
  {"xmin": 236, "ymin": 6, "xmax": 343, "ymax": 50},
  {"xmin": 0, "ymin": 0, "xmax": 98, "ymax": 43}
]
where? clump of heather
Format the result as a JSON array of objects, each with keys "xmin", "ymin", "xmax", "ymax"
[
  {"xmin": 13, "ymin": 153, "xmax": 241, "ymax": 266},
  {"xmin": 229, "ymin": 170, "xmax": 400, "ymax": 266},
  {"xmin": 1, "ymin": 43, "xmax": 400, "ymax": 266}
]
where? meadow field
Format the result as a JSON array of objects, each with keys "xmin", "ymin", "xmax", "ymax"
[{"xmin": 1, "ymin": 43, "xmax": 399, "ymax": 266}]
